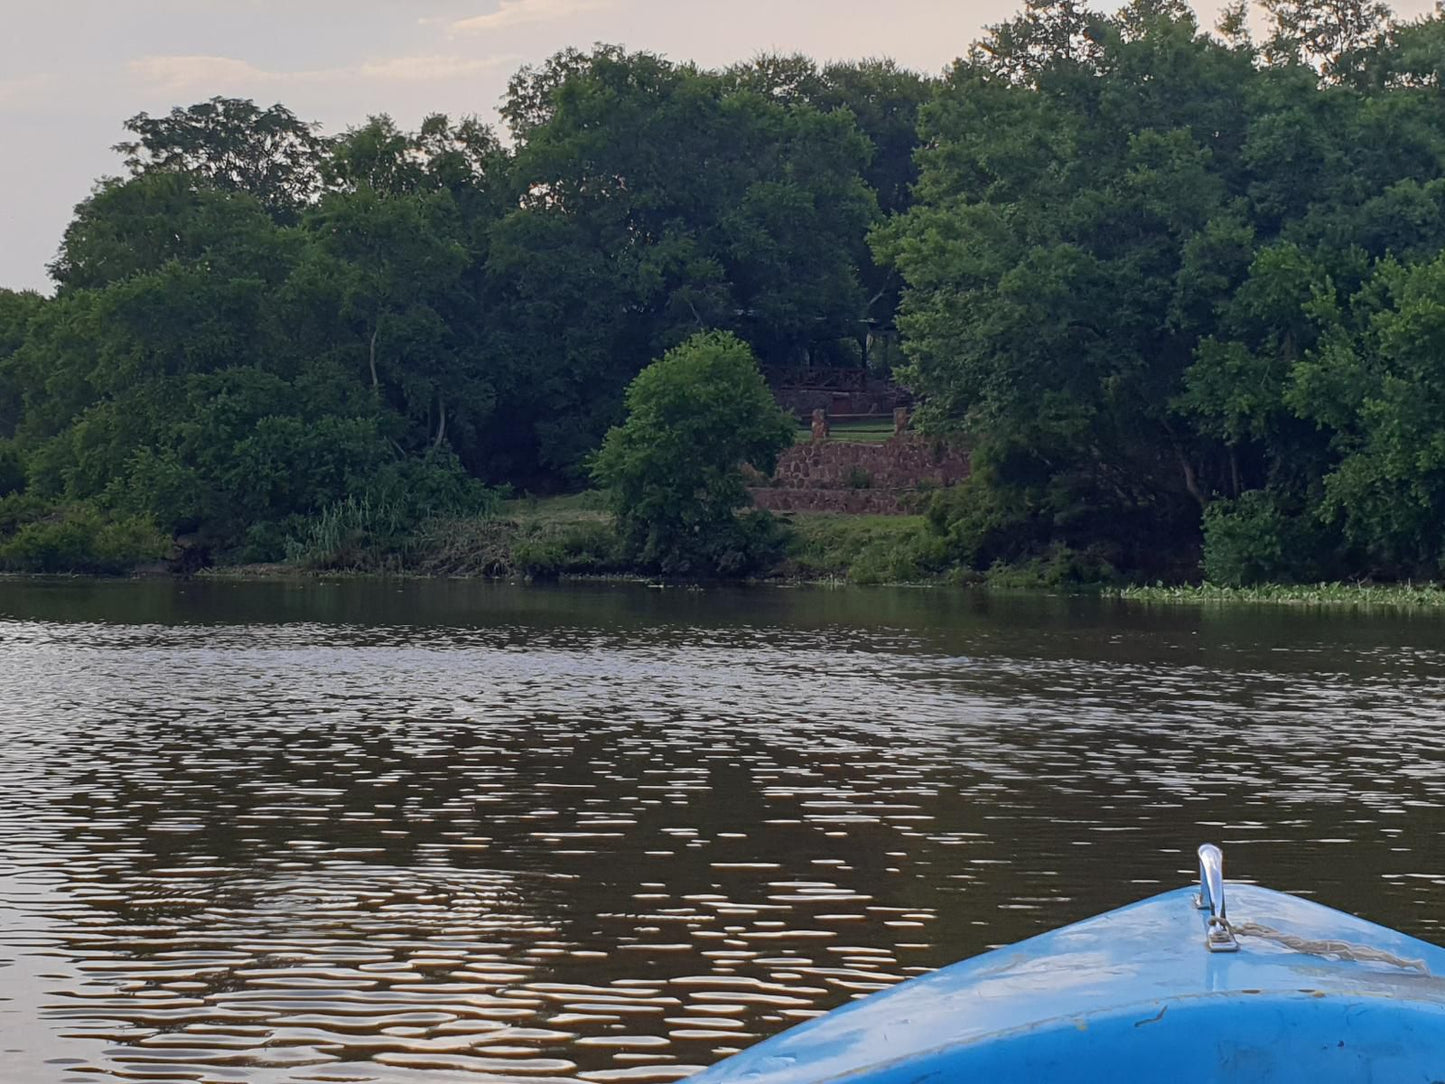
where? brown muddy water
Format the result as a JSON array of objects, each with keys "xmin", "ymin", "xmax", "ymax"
[{"xmin": 0, "ymin": 579, "xmax": 1442, "ymax": 1083}]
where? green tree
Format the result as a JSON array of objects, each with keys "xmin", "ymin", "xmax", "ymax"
[
  {"xmin": 286, "ymin": 185, "xmax": 483, "ymax": 453},
  {"xmin": 591, "ymin": 331, "xmax": 795, "ymax": 574},
  {"xmin": 1286, "ymin": 253, "xmax": 1445, "ymax": 576},
  {"xmin": 326, "ymin": 113, "xmax": 506, "ymax": 205},
  {"xmin": 877, "ymin": 0, "xmax": 1257, "ymax": 571},
  {"xmin": 12, "ymin": 110, "xmax": 494, "ymax": 562},
  {"xmin": 50, "ymin": 173, "xmax": 294, "ymax": 290},
  {"xmin": 489, "ymin": 46, "xmax": 876, "ymax": 483},
  {"xmin": 0, "ymin": 290, "xmax": 42, "ymax": 441},
  {"xmin": 725, "ymin": 55, "xmax": 937, "ymax": 355},
  {"xmin": 113, "ymin": 97, "xmax": 326, "ymax": 219},
  {"xmin": 1260, "ymin": 0, "xmax": 1392, "ymax": 82},
  {"xmin": 877, "ymin": 0, "xmax": 1445, "ymax": 580}
]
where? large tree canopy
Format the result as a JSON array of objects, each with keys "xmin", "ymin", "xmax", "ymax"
[
  {"xmin": 880, "ymin": 0, "xmax": 1445, "ymax": 581},
  {"xmin": 485, "ymin": 47, "xmax": 880, "ymax": 481},
  {"xmin": 113, "ymin": 98, "xmax": 327, "ymax": 220},
  {"xmin": 10, "ymin": 9, "xmax": 1445, "ymax": 582},
  {"xmin": 1, "ymin": 49, "xmax": 898, "ymax": 567},
  {"xmin": 13, "ymin": 109, "xmax": 500, "ymax": 562}
]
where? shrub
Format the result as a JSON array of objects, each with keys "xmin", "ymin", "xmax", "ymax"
[
  {"xmin": 512, "ymin": 519, "xmax": 624, "ymax": 579},
  {"xmin": 1201, "ymin": 491, "xmax": 1331, "ymax": 586},
  {"xmin": 92, "ymin": 514, "xmax": 171, "ymax": 571},
  {"xmin": 0, "ymin": 502, "xmax": 169, "ymax": 574},
  {"xmin": 848, "ymin": 528, "xmax": 949, "ymax": 584},
  {"xmin": 982, "ymin": 544, "xmax": 1119, "ymax": 589},
  {"xmin": 0, "ymin": 492, "xmax": 48, "ymax": 535},
  {"xmin": 925, "ymin": 472, "xmax": 1042, "ymax": 569},
  {"xmin": 591, "ymin": 331, "xmax": 796, "ymax": 576},
  {"xmin": 285, "ymin": 495, "xmax": 405, "ymax": 570},
  {"xmin": 284, "ymin": 455, "xmax": 502, "ymax": 571},
  {"xmin": 236, "ymin": 519, "xmax": 301, "ymax": 564},
  {"xmin": 711, "ymin": 509, "xmax": 791, "ymax": 577},
  {"xmin": 785, "ymin": 513, "xmax": 934, "ymax": 580}
]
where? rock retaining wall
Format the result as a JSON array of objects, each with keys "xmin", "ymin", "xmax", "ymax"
[{"xmin": 749, "ymin": 435, "xmax": 970, "ymax": 516}]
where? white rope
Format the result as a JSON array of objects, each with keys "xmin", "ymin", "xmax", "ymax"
[{"xmin": 1231, "ymin": 921, "xmax": 1430, "ymax": 974}]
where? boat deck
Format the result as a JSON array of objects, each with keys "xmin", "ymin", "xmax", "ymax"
[{"xmin": 691, "ymin": 883, "xmax": 1445, "ymax": 1083}]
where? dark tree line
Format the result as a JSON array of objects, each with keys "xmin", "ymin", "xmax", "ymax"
[
  {"xmin": 0, "ymin": 52, "xmax": 931, "ymax": 568},
  {"xmin": 883, "ymin": 0, "xmax": 1445, "ymax": 583},
  {"xmin": 7, "ymin": 0, "xmax": 1445, "ymax": 582}
]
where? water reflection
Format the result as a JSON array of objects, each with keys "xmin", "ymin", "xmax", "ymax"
[{"xmin": 0, "ymin": 580, "xmax": 1442, "ymax": 1082}]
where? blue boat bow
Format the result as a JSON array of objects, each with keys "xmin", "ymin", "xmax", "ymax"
[{"xmin": 691, "ymin": 845, "xmax": 1445, "ymax": 1084}]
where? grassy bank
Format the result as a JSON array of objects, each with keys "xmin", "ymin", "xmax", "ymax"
[
  {"xmin": 282, "ymin": 492, "xmax": 627, "ymax": 579},
  {"xmin": 781, "ymin": 513, "xmax": 942, "ymax": 583},
  {"xmin": 792, "ymin": 418, "xmax": 898, "ymax": 444},
  {"xmin": 280, "ymin": 493, "xmax": 946, "ymax": 584}
]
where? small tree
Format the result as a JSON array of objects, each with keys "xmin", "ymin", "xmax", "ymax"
[{"xmin": 592, "ymin": 331, "xmax": 796, "ymax": 574}]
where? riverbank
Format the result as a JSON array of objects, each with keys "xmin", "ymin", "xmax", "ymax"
[
  {"xmin": 259, "ymin": 492, "xmax": 940, "ymax": 585},
  {"xmin": 11, "ymin": 494, "xmax": 1445, "ymax": 609}
]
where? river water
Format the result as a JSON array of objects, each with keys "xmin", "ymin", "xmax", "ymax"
[{"xmin": 0, "ymin": 579, "xmax": 1442, "ymax": 1083}]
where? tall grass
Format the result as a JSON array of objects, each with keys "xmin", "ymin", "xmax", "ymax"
[
  {"xmin": 284, "ymin": 492, "xmax": 624, "ymax": 577},
  {"xmin": 284, "ymin": 495, "xmax": 412, "ymax": 571}
]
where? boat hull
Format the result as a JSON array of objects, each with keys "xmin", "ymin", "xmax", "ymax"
[{"xmin": 689, "ymin": 885, "xmax": 1445, "ymax": 1083}]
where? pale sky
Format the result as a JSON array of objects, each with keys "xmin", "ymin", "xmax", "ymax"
[{"xmin": 0, "ymin": 0, "xmax": 1433, "ymax": 292}]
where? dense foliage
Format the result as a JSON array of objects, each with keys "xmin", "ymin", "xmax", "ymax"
[
  {"xmin": 7, "ymin": 2, "xmax": 1445, "ymax": 582},
  {"xmin": 881, "ymin": 0, "xmax": 1445, "ymax": 582},
  {"xmin": 592, "ymin": 332, "xmax": 795, "ymax": 575},
  {"xmin": 0, "ymin": 51, "xmax": 927, "ymax": 570}
]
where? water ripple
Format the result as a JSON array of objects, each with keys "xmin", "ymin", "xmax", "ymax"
[{"xmin": 1, "ymin": 581, "xmax": 1442, "ymax": 1081}]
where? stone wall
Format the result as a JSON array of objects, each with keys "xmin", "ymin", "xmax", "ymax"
[
  {"xmin": 749, "ymin": 435, "xmax": 970, "ymax": 516},
  {"xmin": 771, "ymin": 435, "xmax": 970, "ymax": 490}
]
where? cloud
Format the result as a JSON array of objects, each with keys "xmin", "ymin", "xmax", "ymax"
[
  {"xmin": 129, "ymin": 55, "xmax": 341, "ymax": 92},
  {"xmin": 0, "ymin": 73, "xmax": 59, "ymax": 109},
  {"xmin": 359, "ymin": 54, "xmax": 518, "ymax": 81},
  {"xmin": 130, "ymin": 53, "xmax": 516, "ymax": 93},
  {"xmin": 452, "ymin": 0, "xmax": 616, "ymax": 33}
]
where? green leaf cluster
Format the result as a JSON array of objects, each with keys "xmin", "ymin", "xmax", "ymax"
[
  {"xmin": 882, "ymin": 0, "xmax": 1445, "ymax": 582},
  {"xmin": 0, "ymin": 498, "xmax": 169, "ymax": 574},
  {"xmin": 591, "ymin": 331, "xmax": 796, "ymax": 575},
  {"xmin": 1, "ymin": 51, "xmax": 929, "ymax": 572},
  {"xmin": 20, "ymin": 10, "xmax": 1445, "ymax": 584}
]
